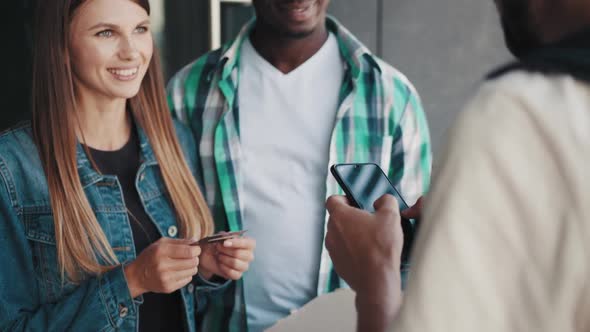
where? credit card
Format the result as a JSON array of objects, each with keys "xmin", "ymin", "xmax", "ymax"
[{"xmin": 190, "ymin": 230, "xmax": 248, "ymax": 246}]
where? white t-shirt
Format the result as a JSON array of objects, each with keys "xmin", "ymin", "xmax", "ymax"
[
  {"xmin": 238, "ymin": 33, "xmax": 344, "ymax": 332},
  {"xmin": 393, "ymin": 71, "xmax": 590, "ymax": 331}
]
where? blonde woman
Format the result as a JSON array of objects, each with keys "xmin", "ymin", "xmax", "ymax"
[{"xmin": 0, "ymin": 0, "xmax": 255, "ymax": 331}]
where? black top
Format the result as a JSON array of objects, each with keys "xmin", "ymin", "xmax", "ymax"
[{"xmin": 87, "ymin": 128, "xmax": 184, "ymax": 332}]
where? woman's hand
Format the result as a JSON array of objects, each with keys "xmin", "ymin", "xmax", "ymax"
[
  {"xmin": 124, "ymin": 237, "xmax": 201, "ymax": 298},
  {"xmin": 198, "ymin": 236, "xmax": 256, "ymax": 281}
]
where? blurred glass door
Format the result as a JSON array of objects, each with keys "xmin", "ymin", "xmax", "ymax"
[
  {"xmin": 163, "ymin": 0, "xmax": 253, "ymax": 80},
  {"xmin": 209, "ymin": 0, "xmax": 254, "ymax": 49}
]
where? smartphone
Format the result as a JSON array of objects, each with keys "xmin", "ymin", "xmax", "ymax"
[
  {"xmin": 330, "ymin": 163, "xmax": 416, "ymax": 262},
  {"xmin": 330, "ymin": 163, "xmax": 409, "ymax": 212}
]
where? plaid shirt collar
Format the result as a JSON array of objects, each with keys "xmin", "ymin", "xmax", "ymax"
[{"xmin": 214, "ymin": 16, "xmax": 382, "ymax": 84}]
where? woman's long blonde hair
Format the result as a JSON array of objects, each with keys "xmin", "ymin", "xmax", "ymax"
[{"xmin": 31, "ymin": 0, "xmax": 214, "ymax": 282}]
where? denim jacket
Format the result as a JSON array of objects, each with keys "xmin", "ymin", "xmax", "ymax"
[{"xmin": 0, "ymin": 120, "xmax": 225, "ymax": 331}]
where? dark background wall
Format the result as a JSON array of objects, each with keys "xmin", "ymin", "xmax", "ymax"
[
  {"xmin": 6, "ymin": 0, "xmax": 510, "ymax": 156},
  {"xmin": 379, "ymin": 0, "xmax": 510, "ymax": 152},
  {"xmin": 2, "ymin": 1, "xmax": 34, "ymax": 130}
]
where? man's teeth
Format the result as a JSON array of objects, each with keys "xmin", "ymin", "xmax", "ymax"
[
  {"xmin": 108, "ymin": 67, "xmax": 138, "ymax": 76},
  {"xmin": 281, "ymin": 1, "xmax": 312, "ymax": 12}
]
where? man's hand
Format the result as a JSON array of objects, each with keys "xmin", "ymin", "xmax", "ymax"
[
  {"xmin": 199, "ymin": 237, "xmax": 256, "ymax": 281},
  {"xmin": 325, "ymin": 194, "xmax": 404, "ymax": 332}
]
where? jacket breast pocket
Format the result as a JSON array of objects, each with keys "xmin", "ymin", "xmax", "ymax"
[{"xmin": 24, "ymin": 213, "xmax": 77, "ymax": 303}]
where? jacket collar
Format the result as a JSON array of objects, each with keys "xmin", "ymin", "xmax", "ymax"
[{"xmin": 75, "ymin": 124, "xmax": 157, "ymax": 188}]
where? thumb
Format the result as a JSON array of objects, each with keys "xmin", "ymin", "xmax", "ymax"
[{"xmin": 373, "ymin": 194, "xmax": 399, "ymax": 215}]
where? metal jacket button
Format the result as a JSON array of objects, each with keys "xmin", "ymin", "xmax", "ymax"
[
  {"xmin": 119, "ymin": 304, "xmax": 128, "ymax": 318},
  {"xmin": 168, "ymin": 225, "xmax": 178, "ymax": 237}
]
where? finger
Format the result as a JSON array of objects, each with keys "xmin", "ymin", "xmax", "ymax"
[
  {"xmin": 373, "ymin": 194, "xmax": 399, "ymax": 214},
  {"xmin": 219, "ymin": 264, "xmax": 243, "ymax": 280},
  {"xmin": 216, "ymin": 247, "xmax": 255, "ymax": 262},
  {"xmin": 171, "ymin": 265, "xmax": 199, "ymax": 282},
  {"xmin": 325, "ymin": 195, "xmax": 350, "ymax": 214},
  {"xmin": 326, "ymin": 207, "xmax": 364, "ymax": 233},
  {"xmin": 400, "ymin": 207, "xmax": 419, "ymax": 219},
  {"xmin": 166, "ymin": 257, "xmax": 199, "ymax": 271},
  {"xmin": 165, "ymin": 244, "xmax": 202, "ymax": 259},
  {"xmin": 169, "ymin": 277, "xmax": 194, "ymax": 293},
  {"xmin": 158, "ymin": 237, "xmax": 196, "ymax": 244},
  {"xmin": 217, "ymin": 253, "xmax": 249, "ymax": 272},
  {"xmin": 400, "ymin": 197, "xmax": 424, "ymax": 219},
  {"xmin": 221, "ymin": 237, "xmax": 256, "ymax": 250},
  {"xmin": 178, "ymin": 237, "xmax": 200, "ymax": 244}
]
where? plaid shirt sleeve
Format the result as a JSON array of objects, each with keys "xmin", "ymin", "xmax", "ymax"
[
  {"xmin": 389, "ymin": 83, "xmax": 432, "ymax": 206},
  {"xmin": 393, "ymin": 81, "xmax": 431, "ymax": 288},
  {"xmin": 167, "ymin": 57, "xmax": 202, "ymax": 124}
]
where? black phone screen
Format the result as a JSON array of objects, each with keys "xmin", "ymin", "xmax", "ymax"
[{"xmin": 331, "ymin": 163, "xmax": 409, "ymax": 213}]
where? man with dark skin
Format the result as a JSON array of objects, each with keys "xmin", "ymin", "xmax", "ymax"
[
  {"xmin": 326, "ymin": 0, "xmax": 590, "ymax": 331},
  {"xmin": 168, "ymin": 0, "xmax": 431, "ymax": 331},
  {"xmin": 250, "ymin": 0, "xmax": 330, "ymax": 73}
]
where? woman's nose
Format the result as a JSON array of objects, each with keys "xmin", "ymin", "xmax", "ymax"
[{"xmin": 119, "ymin": 38, "xmax": 140, "ymax": 61}]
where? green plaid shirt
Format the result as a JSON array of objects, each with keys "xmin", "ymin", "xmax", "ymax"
[{"xmin": 168, "ymin": 17, "xmax": 432, "ymax": 332}]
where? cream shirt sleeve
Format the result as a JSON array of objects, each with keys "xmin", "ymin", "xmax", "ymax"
[{"xmin": 392, "ymin": 78, "xmax": 590, "ymax": 332}]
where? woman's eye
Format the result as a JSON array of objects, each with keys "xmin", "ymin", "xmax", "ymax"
[
  {"xmin": 96, "ymin": 30, "xmax": 113, "ymax": 38},
  {"xmin": 135, "ymin": 26, "xmax": 149, "ymax": 34}
]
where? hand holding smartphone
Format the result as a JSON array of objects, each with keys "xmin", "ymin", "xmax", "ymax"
[{"xmin": 330, "ymin": 163, "xmax": 417, "ymax": 262}]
